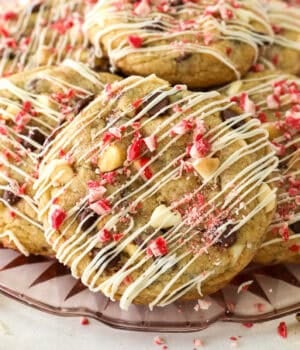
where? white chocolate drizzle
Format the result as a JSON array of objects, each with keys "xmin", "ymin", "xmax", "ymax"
[{"xmin": 35, "ymin": 74, "xmax": 278, "ymax": 309}]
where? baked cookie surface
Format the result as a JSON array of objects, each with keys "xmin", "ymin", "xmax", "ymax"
[
  {"xmin": 0, "ymin": 0, "xmax": 108, "ymax": 77},
  {"xmin": 84, "ymin": 0, "xmax": 273, "ymax": 88},
  {"xmin": 224, "ymin": 70, "xmax": 300, "ymax": 264},
  {"xmin": 35, "ymin": 75, "xmax": 277, "ymax": 308},
  {"xmin": 0, "ymin": 60, "xmax": 119, "ymax": 256},
  {"xmin": 261, "ymin": 1, "xmax": 300, "ymax": 76}
]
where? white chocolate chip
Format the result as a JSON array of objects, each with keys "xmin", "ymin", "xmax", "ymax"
[
  {"xmin": 47, "ymin": 159, "xmax": 74, "ymax": 186},
  {"xmin": 193, "ymin": 157, "xmax": 220, "ymax": 180},
  {"xmin": 150, "ymin": 205, "xmax": 181, "ymax": 229},
  {"xmin": 226, "ymin": 80, "xmax": 242, "ymax": 96},
  {"xmin": 258, "ymin": 183, "xmax": 276, "ymax": 213},
  {"xmin": 123, "ymin": 243, "xmax": 138, "ymax": 256},
  {"xmin": 36, "ymin": 94, "xmax": 58, "ymax": 110},
  {"xmin": 98, "ymin": 143, "xmax": 126, "ymax": 172}
]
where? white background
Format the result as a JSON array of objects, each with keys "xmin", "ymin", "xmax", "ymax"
[{"xmin": 0, "ymin": 294, "xmax": 299, "ymax": 350}]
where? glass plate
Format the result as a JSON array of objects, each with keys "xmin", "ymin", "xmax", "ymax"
[{"xmin": 0, "ymin": 247, "xmax": 299, "ymax": 333}]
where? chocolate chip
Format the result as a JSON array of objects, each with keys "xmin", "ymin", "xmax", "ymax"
[
  {"xmin": 289, "ymin": 221, "xmax": 300, "ymax": 233},
  {"xmin": 22, "ymin": 128, "xmax": 46, "ymax": 151},
  {"xmin": 3, "ymin": 190, "xmax": 21, "ymax": 206},
  {"xmin": 143, "ymin": 21, "xmax": 165, "ymax": 32},
  {"xmin": 79, "ymin": 208, "xmax": 99, "ymax": 231},
  {"xmin": 107, "ymin": 254, "xmax": 122, "ymax": 271},
  {"xmin": 7, "ymin": 51, "xmax": 15, "ymax": 60},
  {"xmin": 134, "ymin": 236, "xmax": 144, "ymax": 246},
  {"xmin": 30, "ymin": 2, "xmax": 43, "ymax": 13},
  {"xmin": 214, "ymin": 224, "xmax": 238, "ymax": 248},
  {"xmin": 220, "ymin": 109, "xmax": 244, "ymax": 129},
  {"xmin": 142, "ymin": 92, "xmax": 170, "ymax": 117},
  {"xmin": 175, "ymin": 52, "xmax": 192, "ymax": 63},
  {"xmin": 73, "ymin": 95, "xmax": 94, "ymax": 115},
  {"xmin": 170, "ymin": 0, "xmax": 183, "ymax": 6}
]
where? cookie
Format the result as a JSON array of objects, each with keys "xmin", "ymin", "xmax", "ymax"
[
  {"xmin": 261, "ymin": 1, "xmax": 300, "ymax": 76},
  {"xmin": 35, "ymin": 75, "xmax": 277, "ymax": 308},
  {"xmin": 0, "ymin": 60, "xmax": 119, "ymax": 256},
  {"xmin": 224, "ymin": 70, "xmax": 300, "ymax": 264},
  {"xmin": 84, "ymin": 0, "xmax": 273, "ymax": 89},
  {"xmin": 0, "ymin": 0, "xmax": 108, "ymax": 77}
]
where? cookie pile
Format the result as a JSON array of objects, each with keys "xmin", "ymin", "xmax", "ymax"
[{"xmin": 0, "ymin": 0, "xmax": 299, "ymax": 309}]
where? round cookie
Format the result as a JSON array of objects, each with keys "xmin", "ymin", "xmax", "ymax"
[
  {"xmin": 84, "ymin": 0, "xmax": 273, "ymax": 89},
  {"xmin": 261, "ymin": 1, "xmax": 300, "ymax": 76},
  {"xmin": 223, "ymin": 70, "xmax": 300, "ymax": 264},
  {"xmin": 0, "ymin": 60, "xmax": 119, "ymax": 256},
  {"xmin": 35, "ymin": 75, "xmax": 277, "ymax": 309},
  {"xmin": 0, "ymin": 0, "xmax": 108, "ymax": 77}
]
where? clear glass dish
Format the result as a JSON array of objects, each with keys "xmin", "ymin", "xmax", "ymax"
[{"xmin": 0, "ymin": 247, "xmax": 299, "ymax": 332}]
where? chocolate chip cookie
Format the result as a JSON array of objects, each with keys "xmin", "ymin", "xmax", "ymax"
[
  {"xmin": 262, "ymin": 1, "xmax": 300, "ymax": 76},
  {"xmin": 0, "ymin": 0, "xmax": 109, "ymax": 77},
  {"xmin": 84, "ymin": 0, "xmax": 273, "ymax": 88},
  {"xmin": 224, "ymin": 70, "xmax": 300, "ymax": 264},
  {"xmin": 35, "ymin": 75, "xmax": 277, "ymax": 308},
  {"xmin": 0, "ymin": 60, "xmax": 119, "ymax": 256}
]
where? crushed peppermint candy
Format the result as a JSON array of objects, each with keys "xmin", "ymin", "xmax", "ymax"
[
  {"xmin": 49, "ymin": 205, "xmax": 66, "ymax": 229},
  {"xmin": 277, "ymin": 321, "xmax": 288, "ymax": 339},
  {"xmin": 147, "ymin": 236, "xmax": 168, "ymax": 257},
  {"xmin": 127, "ymin": 138, "xmax": 145, "ymax": 161},
  {"xmin": 154, "ymin": 336, "xmax": 166, "ymax": 346},
  {"xmin": 80, "ymin": 317, "xmax": 89, "ymax": 325},
  {"xmin": 90, "ymin": 198, "xmax": 111, "ymax": 215},
  {"xmin": 144, "ymin": 135, "xmax": 157, "ymax": 152},
  {"xmin": 127, "ymin": 35, "xmax": 143, "ymax": 48},
  {"xmin": 98, "ymin": 228, "xmax": 112, "ymax": 243}
]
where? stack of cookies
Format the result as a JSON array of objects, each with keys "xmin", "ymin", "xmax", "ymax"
[{"xmin": 0, "ymin": 0, "xmax": 299, "ymax": 309}]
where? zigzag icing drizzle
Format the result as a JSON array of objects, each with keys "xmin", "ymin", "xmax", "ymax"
[
  {"xmin": 0, "ymin": 60, "xmax": 107, "ymax": 245},
  {"xmin": 224, "ymin": 72, "xmax": 300, "ymax": 249},
  {"xmin": 0, "ymin": 0, "xmax": 98, "ymax": 76},
  {"xmin": 35, "ymin": 75, "xmax": 278, "ymax": 309},
  {"xmin": 265, "ymin": 0, "xmax": 300, "ymax": 50},
  {"xmin": 84, "ymin": 0, "xmax": 274, "ymax": 78}
]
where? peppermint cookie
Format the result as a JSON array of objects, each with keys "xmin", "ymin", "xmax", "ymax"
[
  {"xmin": 261, "ymin": 1, "xmax": 300, "ymax": 76},
  {"xmin": 224, "ymin": 70, "xmax": 300, "ymax": 264},
  {"xmin": 35, "ymin": 75, "xmax": 277, "ymax": 308},
  {"xmin": 0, "ymin": 0, "xmax": 108, "ymax": 77},
  {"xmin": 84, "ymin": 0, "xmax": 273, "ymax": 88},
  {"xmin": 0, "ymin": 60, "xmax": 119, "ymax": 256}
]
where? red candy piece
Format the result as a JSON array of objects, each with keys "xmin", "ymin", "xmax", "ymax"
[
  {"xmin": 289, "ymin": 244, "xmax": 300, "ymax": 252},
  {"xmin": 90, "ymin": 198, "xmax": 111, "ymax": 215},
  {"xmin": 277, "ymin": 321, "xmax": 288, "ymax": 339},
  {"xmin": 147, "ymin": 236, "xmax": 168, "ymax": 257},
  {"xmin": 80, "ymin": 317, "xmax": 89, "ymax": 326},
  {"xmin": 127, "ymin": 138, "xmax": 145, "ymax": 161},
  {"xmin": 50, "ymin": 206, "xmax": 66, "ymax": 229},
  {"xmin": 98, "ymin": 229, "xmax": 112, "ymax": 243},
  {"xmin": 138, "ymin": 157, "xmax": 153, "ymax": 180},
  {"xmin": 127, "ymin": 35, "xmax": 143, "ymax": 48},
  {"xmin": 189, "ymin": 134, "xmax": 211, "ymax": 158}
]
